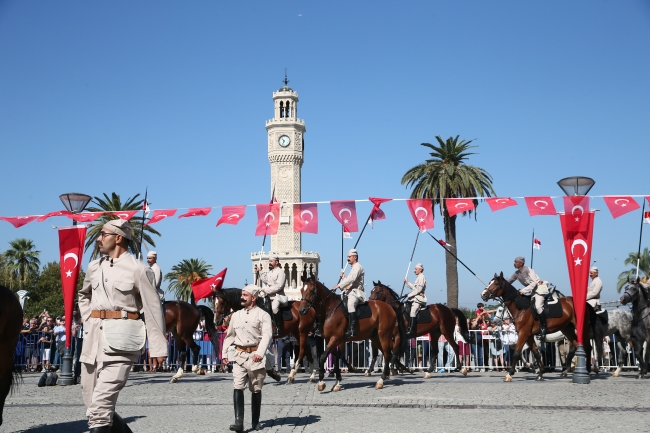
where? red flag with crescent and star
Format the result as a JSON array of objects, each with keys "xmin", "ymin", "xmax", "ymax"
[
  {"xmin": 445, "ymin": 198, "xmax": 475, "ymax": 217},
  {"xmin": 178, "ymin": 207, "xmax": 212, "ymax": 219},
  {"xmin": 486, "ymin": 197, "xmax": 518, "ymax": 212},
  {"xmin": 145, "ymin": 209, "xmax": 177, "ymax": 225},
  {"xmin": 602, "ymin": 196, "xmax": 640, "ymax": 219},
  {"xmin": 0, "ymin": 215, "xmax": 39, "ymax": 228},
  {"xmin": 37, "ymin": 210, "xmax": 72, "ymax": 222},
  {"xmin": 293, "ymin": 203, "xmax": 318, "ymax": 234},
  {"xmin": 58, "ymin": 225, "xmax": 87, "ymax": 349},
  {"xmin": 330, "ymin": 200, "xmax": 359, "ymax": 232},
  {"xmin": 105, "ymin": 210, "xmax": 139, "ymax": 221},
  {"xmin": 559, "ymin": 211, "xmax": 595, "ymax": 344},
  {"xmin": 191, "ymin": 267, "xmax": 227, "ymax": 301},
  {"xmin": 255, "ymin": 203, "xmax": 280, "ymax": 236},
  {"xmin": 216, "ymin": 206, "xmax": 246, "ymax": 226},
  {"xmin": 563, "ymin": 196, "xmax": 590, "ymax": 232},
  {"xmin": 406, "ymin": 199, "xmax": 434, "ymax": 231},
  {"xmin": 68, "ymin": 212, "xmax": 104, "ymax": 223},
  {"xmin": 368, "ymin": 197, "xmax": 392, "ymax": 227},
  {"xmin": 524, "ymin": 196, "xmax": 557, "ymax": 216}
]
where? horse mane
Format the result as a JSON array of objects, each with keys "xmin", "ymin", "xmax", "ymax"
[
  {"xmin": 377, "ymin": 282, "xmax": 400, "ymax": 301},
  {"xmin": 497, "ymin": 275, "xmax": 520, "ymax": 302},
  {"xmin": 215, "ymin": 288, "xmax": 243, "ymax": 308}
]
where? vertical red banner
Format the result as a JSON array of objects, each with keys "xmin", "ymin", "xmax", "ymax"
[
  {"xmin": 58, "ymin": 226, "xmax": 87, "ymax": 349},
  {"xmin": 559, "ymin": 211, "xmax": 595, "ymax": 344}
]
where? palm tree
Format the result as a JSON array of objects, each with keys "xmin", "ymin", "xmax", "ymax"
[
  {"xmin": 164, "ymin": 259, "xmax": 212, "ymax": 305},
  {"xmin": 4, "ymin": 238, "xmax": 41, "ymax": 291},
  {"xmin": 616, "ymin": 248, "xmax": 650, "ymax": 292},
  {"xmin": 401, "ymin": 136, "xmax": 496, "ymax": 308},
  {"xmin": 84, "ymin": 192, "xmax": 161, "ymax": 260}
]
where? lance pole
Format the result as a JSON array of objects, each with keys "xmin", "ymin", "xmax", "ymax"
[
  {"xmin": 426, "ymin": 231, "xmax": 488, "ymax": 287},
  {"xmin": 530, "ymin": 228, "xmax": 535, "ymax": 270},
  {"xmin": 137, "ymin": 187, "xmax": 148, "ymax": 260},
  {"xmin": 399, "ymin": 230, "xmax": 421, "ymax": 297},
  {"xmin": 341, "ymin": 225, "xmax": 345, "ymax": 272},
  {"xmin": 637, "ymin": 200, "xmax": 646, "ymax": 279}
]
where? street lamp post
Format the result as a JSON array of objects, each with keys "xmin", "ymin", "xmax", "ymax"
[
  {"xmin": 557, "ymin": 176, "xmax": 595, "ymax": 385},
  {"xmin": 58, "ymin": 192, "xmax": 92, "ymax": 386}
]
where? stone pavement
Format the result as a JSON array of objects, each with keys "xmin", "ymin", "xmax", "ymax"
[{"xmin": 2, "ymin": 369, "xmax": 650, "ymax": 433}]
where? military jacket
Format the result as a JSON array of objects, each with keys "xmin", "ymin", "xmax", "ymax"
[
  {"xmin": 259, "ymin": 267, "xmax": 286, "ymax": 296},
  {"xmin": 340, "ymin": 262, "xmax": 365, "ymax": 291},
  {"xmin": 506, "ymin": 266, "xmax": 540, "ymax": 295},
  {"xmin": 587, "ymin": 277, "xmax": 603, "ymax": 301},
  {"xmin": 221, "ymin": 306, "xmax": 272, "ymax": 369},
  {"xmin": 407, "ymin": 273, "xmax": 426, "ymax": 298}
]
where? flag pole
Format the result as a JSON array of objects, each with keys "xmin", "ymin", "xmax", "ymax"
[
  {"xmin": 256, "ymin": 184, "xmax": 275, "ymax": 286},
  {"xmin": 530, "ymin": 228, "xmax": 535, "ymax": 270},
  {"xmin": 341, "ymin": 225, "xmax": 345, "ymax": 272},
  {"xmin": 399, "ymin": 230, "xmax": 421, "ymax": 297},
  {"xmin": 636, "ymin": 200, "xmax": 646, "ymax": 279},
  {"xmin": 337, "ymin": 213, "xmax": 373, "ymax": 284},
  {"xmin": 425, "ymin": 231, "xmax": 488, "ymax": 287},
  {"xmin": 137, "ymin": 187, "xmax": 148, "ymax": 260}
]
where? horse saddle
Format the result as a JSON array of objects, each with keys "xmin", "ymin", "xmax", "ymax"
[
  {"xmin": 342, "ymin": 301, "xmax": 372, "ymax": 320},
  {"xmin": 404, "ymin": 307, "xmax": 432, "ymax": 324},
  {"xmin": 280, "ymin": 302, "xmax": 294, "ymax": 321},
  {"xmin": 531, "ymin": 296, "xmax": 563, "ymax": 319},
  {"xmin": 595, "ymin": 308, "xmax": 608, "ymax": 323}
]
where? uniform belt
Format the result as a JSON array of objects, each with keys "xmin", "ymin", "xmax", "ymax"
[
  {"xmin": 91, "ymin": 310, "xmax": 140, "ymax": 320},
  {"xmin": 235, "ymin": 345, "xmax": 259, "ymax": 353}
]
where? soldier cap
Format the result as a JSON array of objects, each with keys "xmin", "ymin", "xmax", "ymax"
[
  {"xmin": 269, "ymin": 254, "xmax": 279, "ymax": 261},
  {"xmin": 243, "ymin": 284, "xmax": 261, "ymax": 297},
  {"xmin": 103, "ymin": 219, "xmax": 133, "ymax": 240},
  {"xmin": 147, "ymin": 251, "xmax": 157, "ymax": 258},
  {"xmin": 348, "ymin": 249, "xmax": 358, "ymax": 256},
  {"xmin": 590, "ymin": 266, "xmax": 598, "ymax": 272},
  {"xmin": 514, "ymin": 256, "xmax": 525, "ymax": 264},
  {"xmin": 415, "ymin": 263, "xmax": 424, "ymax": 270}
]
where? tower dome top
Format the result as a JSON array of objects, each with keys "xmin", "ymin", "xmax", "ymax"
[{"xmin": 278, "ymin": 70, "xmax": 293, "ymax": 92}]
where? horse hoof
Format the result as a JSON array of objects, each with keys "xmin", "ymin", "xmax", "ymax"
[
  {"xmin": 317, "ymin": 382, "xmax": 326, "ymax": 392},
  {"xmin": 375, "ymin": 379, "xmax": 384, "ymax": 389},
  {"xmin": 309, "ymin": 377, "xmax": 316, "ymax": 383},
  {"xmin": 504, "ymin": 374, "xmax": 512, "ymax": 382},
  {"xmin": 333, "ymin": 385, "xmax": 341, "ymax": 392},
  {"xmin": 423, "ymin": 372, "xmax": 431, "ymax": 379},
  {"xmin": 461, "ymin": 367, "xmax": 468, "ymax": 376},
  {"xmin": 535, "ymin": 376, "xmax": 544, "ymax": 381},
  {"xmin": 364, "ymin": 372, "xmax": 371, "ymax": 377},
  {"xmin": 612, "ymin": 371, "xmax": 620, "ymax": 377},
  {"xmin": 169, "ymin": 377, "xmax": 178, "ymax": 384},
  {"xmin": 198, "ymin": 369, "xmax": 205, "ymax": 375},
  {"xmin": 286, "ymin": 376, "xmax": 294, "ymax": 384}
]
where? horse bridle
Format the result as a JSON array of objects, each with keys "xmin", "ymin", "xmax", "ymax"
[
  {"xmin": 485, "ymin": 278, "xmax": 525, "ymax": 321},
  {"xmin": 300, "ymin": 281, "xmax": 342, "ymax": 319}
]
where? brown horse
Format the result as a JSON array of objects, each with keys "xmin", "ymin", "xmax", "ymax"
[
  {"xmin": 213, "ymin": 288, "xmax": 319, "ymax": 383},
  {"xmin": 369, "ymin": 281, "xmax": 470, "ymax": 378},
  {"xmin": 0, "ymin": 285, "xmax": 23, "ymax": 426},
  {"xmin": 298, "ymin": 274, "xmax": 402, "ymax": 391},
  {"xmin": 482, "ymin": 273, "xmax": 593, "ymax": 382},
  {"xmin": 164, "ymin": 301, "xmax": 220, "ymax": 383}
]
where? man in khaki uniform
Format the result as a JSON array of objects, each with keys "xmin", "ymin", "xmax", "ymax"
[
  {"xmin": 146, "ymin": 251, "xmax": 164, "ymax": 301},
  {"xmin": 506, "ymin": 256, "xmax": 548, "ymax": 340},
  {"xmin": 79, "ymin": 220, "xmax": 168, "ymax": 433},
  {"xmin": 258, "ymin": 255, "xmax": 287, "ymax": 336},
  {"xmin": 332, "ymin": 249, "xmax": 365, "ymax": 338},
  {"xmin": 222, "ymin": 284, "xmax": 272, "ymax": 432},
  {"xmin": 404, "ymin": 263, "xmax": 427, "ymax": 336},
  {"xmin": 587, "ymin": 266, "xmax": 603, "ymax": 311}
]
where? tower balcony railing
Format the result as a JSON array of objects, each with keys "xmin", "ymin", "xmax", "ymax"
[{"xmin": 266, "ymin": 118, "xmax": 305, "ymax": 126}]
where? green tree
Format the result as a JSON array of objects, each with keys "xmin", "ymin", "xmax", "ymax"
[
  {"xmin": 401, "ymin": 136, "xmax": 496, "ymax": 308},
  {"xmin": 164, "ymin": 259, "xmax": 212, "ymax": 305},
  {"xmin": 23, "ymin": 262, "xmax": 85, "ymax": 319},
  {"xmin": 0, "ymin": 253, "xmax": 15, "ymax": 289},
  {"xmin": 84, "ymin": 192, "xmax": 161, "ymax": 260},
  {"xmin": 4, "ymin": 238, "xmax": 41, "ymax": 291},
  {"xmin": 617, "ymin": 248, "xmax": 650, "ymax": 292}
]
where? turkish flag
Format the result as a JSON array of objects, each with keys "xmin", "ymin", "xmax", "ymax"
[
  {"xmin": 563, "ymin": 196, "xmax": 590, "ymax": 232},
  {"xmin": 486, "ymin": 198, "xmax": 518, "ymax": 212},
  {"xmin": 445, "ymin": 198, "xmax": 475, "ymax": 217},
  {"xmin": 191, "ymin": 267, "xmax": 227, "ymax": 302},
  {"xmin": 602, "ymin": 196, "xmax": 640, "ymax": 219},
  {"xmin": 255, "ymin": 203, "xmax": 280, "ymax": 236},
  {"xmin": 559, "ymin": 211, "xmax": 595, "ymax": 344},
  {"xmin": 293, "ymin": 203, "xmax": 318, "ymax": 234},
  {"xmin": 179, "ymin": 207, "xmax": 212, "ymax": 219},
  {"xmin": 330, "ymin": 200, "xmax": 359, "ymax": 232},
  {"xmin": 37, "ymin": 210, "xmax": 72, "ymax": 222},
  {"xmin": 106, "ymin": 210, "xmax": 139, "ymax": 221},
  {"xmin": 0, "ymin": 216, "xmax": 39, "ymax": 228},
  {"xmin": 216, "ymin": 206, "xmax": 246, "ymax": 226},
  {"xmin": 369, "ymin": 197, "xmax": 392, "ymax": 225},
  {"xmin": 406, "ymin": 199, "xmax": 434, "ymax": 231},
  {"xmin": 58, "ymin": 226, "xmax": 87, "ymax": 349},
  {"xmin": 524, "ymin": 196, "xmax": 557, "ymax": 216},
  {"xmin": 145, "ymin": 209, "xmax": 177, "ymax": 225},
  {"xmin": 68, "ymin": 212, "xmax": 104, "ymax": 223}
]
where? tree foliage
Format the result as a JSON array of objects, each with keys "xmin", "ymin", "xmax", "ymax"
[
  {"xmin": 164, "ymin": 258, "xmax": 212, "ymax": 305},
  {"xmin": 4, "ymin": 238, "xmax": 41, "ymax": 291},
  {"xmin": 617, "ymin": 248, "xmax": 650, "ymax": 292},
  {"xmin": 22, "ymin": 262, "xmax": 85, "ymax": 319}
]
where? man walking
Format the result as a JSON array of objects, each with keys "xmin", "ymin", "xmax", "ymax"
[
  {"xmin": 78, "ymin": 220, "xmax": 167, "ymax": 433},
  {"xmin": 332, "ymin": 249, "xmax": 365, "ymax": 338},
  {"xmin": 258, "ymin": 255, "xmax": 287, "ymax": 337},
  {"xmin": 221, "ymin": 284, "xmax": 272, "ymax": 432}
]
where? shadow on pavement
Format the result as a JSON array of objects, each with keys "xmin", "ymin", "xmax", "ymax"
[
  {"xmin": 19, "ymin": 415, "xmax": 144, "ymax": 433},
  {"xmin": 266, "ymin": 414, "xmax": 321, "ymax": 429}
]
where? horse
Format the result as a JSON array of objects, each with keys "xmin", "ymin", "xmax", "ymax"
[
  {"xmin": 482, "ymin": 272, "xmax": 597, "ymax": 382},
  {"xmin": 619, "ymin": 278, "xmax": 650, "ymax": 379},
  {"xmin": 164, "ymin": 301, "xmax": 220, "ymax": 383},
  {"xmin": 368, "ymin": 281, "xmax": 470, "ymax": 378},
  {"xmin": 298, "ymin": 274, "xmax": 403, "ymax": 391},
  {"xmin": 0, "ymin": 285, "xmax": 23, "ymax": 426},
  {"xmin": 213, "ymin": 287, "xmax": 320, "ymax": 384},
  {"xmin": 587, "ymin": 308, "xmax": 633, "ymax": 376}
]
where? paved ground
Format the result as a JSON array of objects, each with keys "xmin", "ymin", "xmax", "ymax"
[{"xmin": 2, "ymin": 368, "xmax": 649, "ymax": 433}]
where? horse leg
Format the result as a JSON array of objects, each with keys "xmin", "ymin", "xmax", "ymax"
[
  {"xmin": 190, "ymin": 341, "xmax": 202, "ymax": 374},
  {"xmin": 375, "ymin": 326, "xmax": 395, "ymax": 390},
  {"xmin": 169, "ymin": 332, "xmax": 185, "ymax": 383},
  {"xmin": 331, "ymin": 347, "xmax": 344, "ymax": 392},
  {"xmin": 365, "ymin": 341, "xmax": 378, "ymax": 377},
  {"xmin": 642, "ymin": 340, "xmax": 650, "ymax": 379},
  {"xmin": 631, "ymin": 338, "xmax": 645, "ymax": 379},
  {"xmin": 287, "ymin": 331, "xmax": 305, "ymax": 384},
  {"xmin": 560, "ymin": 326, "xmax": 578, "ymax": 377},
  {"xmin": 317, "ymin": 338, "xmax": 338, "ymax": 392},
  {"xmin": 527, "ymin": 337, "xmax": 545, "ymax": 381},
  {"xmin": 612, "ymin": 333, "xmax": 626, "ymax": 377}
]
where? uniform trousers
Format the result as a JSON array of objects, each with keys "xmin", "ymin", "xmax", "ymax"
[
  {"xmin": 408, "ymin": 296, "xmax": 427, "ymax": 317},
  {"xmin": 345, "ymin": 289, "xmax": 365, "ymax": 313},
  {"xmin": 232, "ymin": 352, "xmax": 266, "ymax": 392},
  {"xmin": 82, "ymin": 360, "xmax": 132, "ymax": 428},
  {"xmin": 532, "ymin": 294, "xmax": 544, "ymax": 314}
]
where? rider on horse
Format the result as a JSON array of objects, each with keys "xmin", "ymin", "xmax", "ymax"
[
  {"xmin": 332, "ymin": 249, "xmax": 365, "ymax": 338},
  {"xmin": 404, "ymin": 263, "xmax": 427, "ymax": 337},
  {"xmin": 259, "ymin": 255, "xmax": 288, "ymax": 337},
  {"xmin": 587, "ymin": 266, "xmax": 603, "ymax": 312},
  {"xmin": 507, "ymin": 256, "xmax": 549, "ymax": 340}
]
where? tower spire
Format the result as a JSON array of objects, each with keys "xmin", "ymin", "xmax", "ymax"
[{"xmin": 283, "ymin": 68, "xmax": 289, "ymax": 87}]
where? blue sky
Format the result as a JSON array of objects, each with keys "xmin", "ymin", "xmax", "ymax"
[{"xmin": 1, "ymin": 1, "xmax": 649, "ymax": 308}]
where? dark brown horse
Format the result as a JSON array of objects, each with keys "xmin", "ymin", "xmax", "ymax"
[
  {"xmin": 482, "ymin": 273, "xmax": 593, "ymax": 381},
  {"xmin": 164, "ymin": 301, "xmax": 220, "ymax": 383},
  {"xmin": 298, "ymin": 274, "xmax": 403, "ymax": 391},
  {"xmin": 213, "ymin": 288, "xmax": 319, "ymax": 383},
  {"xmin": 0, "ymin": 285, "xmax": 23, "ymax": 426},
  {"xmin": 369, "ymin": 281, "xmax": 470, "ymax": 378}
]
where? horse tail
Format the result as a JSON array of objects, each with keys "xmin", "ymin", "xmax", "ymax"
[
  {"xmin": 451, "ymin": 308, "xmax": 471, "ymax": 343},
  {"xmin": 196, "ymin": 305, "xmax": 221, "ymax": 353}
]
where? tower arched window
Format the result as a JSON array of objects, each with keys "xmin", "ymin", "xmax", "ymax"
[
  {"xmin": 286, "ymin": 101, "xmax": 291, "ymax": 118},
  {"xmin": 280, "ymin": 101, "xmax": 285, "ymax": 118}
]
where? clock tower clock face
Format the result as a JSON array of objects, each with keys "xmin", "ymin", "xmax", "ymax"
[{"xmin": 278, "ymin": 135, "xmax": 291, "ymax": 147}]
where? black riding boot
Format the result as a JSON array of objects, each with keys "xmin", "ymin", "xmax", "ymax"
[
  {"xmin": 89, "ymin": 427, "xmax": 111, "ymax": 433},
  {"xmin": 230, "ymin": 389, "xmax": 245, "ymax": 432},
  {"xmin": 407, "ymin": 316, "xmax": 417, "ymax": 337},
  {"xmin": 109, "ymin": 413, "xmax": 132, "ymax": 433},
  {"xmin": 538, "ymin": 313, "xmax": 548, "ymax": 343},
  {"xmin": 345, "ymin": 312, "xmax": 357, "ymax": 338},
  {"xmin": 251, "ymin": 391, "xmax": 263, "ymax": 430}
]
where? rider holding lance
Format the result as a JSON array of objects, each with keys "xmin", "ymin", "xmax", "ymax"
[
  {"xmin": 404, "ymin": 263, "xmax": 427, "ymax": 337},
  {"xmin": 332, "ymin": 249, "xmax": 365, "ymax": 338},
  {"xmin": 258, "ymin": 255, "xmax": 287, "ymax": 337},
  {"xmin": 506, "ymin": 256, "xmax": 549, "ymax": 340}
]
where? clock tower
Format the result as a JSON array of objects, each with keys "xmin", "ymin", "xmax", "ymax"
[{"xmin": 251, "ymin": 75, "xmax": 320, "ymax": 299}]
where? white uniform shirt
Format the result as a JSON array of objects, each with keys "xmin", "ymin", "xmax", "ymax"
[
  {"xmin": 406, "ymin": 274, "xmax": 426, "ymax": 298},
  {"xmin": 587, "ymin": 276, "xmax": 603, "ymax": 301},
  {"xmin": 340, "ymin": 262, "xmax": 365, "ymax": 291},
  {"xmin": 259, "ymin": 267, "xmax": 286, "ymax": 296},
  {"xmin": 507, "ymin": 266, "xmax": 540, "ymax": 295}
]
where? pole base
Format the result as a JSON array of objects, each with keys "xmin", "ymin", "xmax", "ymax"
[
  {"xmin": 572, "ymin": 344, "xmax": 591, "ymax": 384},
  {"xmin": 58, "ymin": 349, "xmax": 75, "ymax": 386}
]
